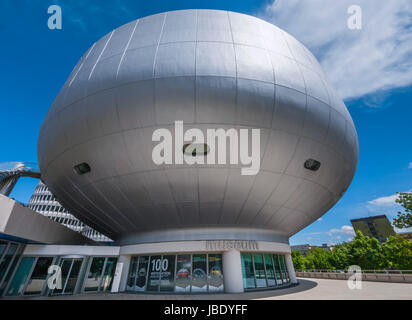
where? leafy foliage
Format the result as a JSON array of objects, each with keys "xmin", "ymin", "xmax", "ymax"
[
  {"xmin": 393, "ymin": 192, "xmax": 412, "ymax": 228},
  {"xmin": 292, "ymin": 230, "xmax": 412, "ymax": 271}
]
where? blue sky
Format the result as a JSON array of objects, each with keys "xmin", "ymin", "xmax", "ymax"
[{"xmin": 1, "ymin": 0, "xmax": 412, "ymax": 245}]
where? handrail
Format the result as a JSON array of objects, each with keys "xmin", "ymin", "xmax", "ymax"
[
  {"xmin": 0, "ymin": 162, "xmax": 41, "ymax": 196},
  {"xmin": 296, "ymin": 269, "xmax": 412, "ymax": 274}
]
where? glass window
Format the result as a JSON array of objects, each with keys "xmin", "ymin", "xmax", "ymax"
[
  {"xmin": 253, "ymin": 254, "xmax": 267, "ymax": 288},
  {"xmin": 24, "ymin": 257, "xmax": 54, "ymax": 295},
  {"xmin": 175, "ymin": 255, "xmax": 191, "ymax": 293},
  {"xmin": 241, "ymin": 253, "xmax": 255, "ymax": 289},
  {"xmin": 52, "ymin": 259, "xmax": 72, "ymax": 295},
  {"xmin": 147, "ymin": 255, "xmax": 162, "ymax": 291},
  {"xmin": 272, "ymin": 254, "xmax": 283, "ymax": 285},
  {"xmin": 65, "ymin": 259, "xmax": 83, "ymax": 294},
  {"xmin": 0, "ymin": 244, "xmax": 23, "ymax": 296},
  {"xmin": 84, "ymin": 257, "xmax": 105, "ymax": 292},
  {"xmin": 0, "ymin": 241, "xmax": 7, "ymax": 257},
  {"xmin": 208, "ymin": 254, "xmax": 223, "ymax": 292},
  {"xmin": 126, "ymin": 253, "xmax": 225, "ymax": 293},
  {"xmin": 191, "ymin": 254, "xmax": 207, "ymax": 292},
  {"xmin": 160, "ymin": 255, "xmax": 176, "ymax": 292},
  {"xmin": 135, "ymin": 256, "xmax": 149, "ymax": 291},
  {"xmin": 127, "ymin": 256, "xmax": 138, "ymax": 291},
  {"xmin": 101, "ymin": 257, "xmax": 117, "ymax": 292},
  {"xmin": 51, "ymin": 258, "xmax": 83, "ymax": 295},
  {"xmin": 0, "ymin": 243, "xmax": 17, "ymax": 283},
  {"xmin": 264, "ymin": 254, "xmax": 276, "ymax": 287},
  {"xmin": 279, "ymin": 255, "xmax": 290, "ymax": 283},
  {"xmin": 6, "ymin": 257, "xmax": 35, "ymax": 296}
]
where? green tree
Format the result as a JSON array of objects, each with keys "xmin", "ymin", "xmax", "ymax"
[
  {"xmin": 291, "ymin": 251, "xmax": 306, "ymax": 270},
  {"xmin": 393, "ymin": 192, "xmax": 412, "ymax": 228},
  {"xmin": 327, "ymin": 244, "xmax": 349, "ymax": 270},
  {"xmin": 380, "ymin": 235, "xmax": 412, "ymax": 270},
  {"xmin": 306, "ymin": 248, "xmax": 332, "ymax": 270},
  {"xmin": 292, "ymin": 231, "xmax": 412, "ymax": 272},
  {"xmin": 345, "ymin": 230, "xmax": 385, "ymax": 270}
]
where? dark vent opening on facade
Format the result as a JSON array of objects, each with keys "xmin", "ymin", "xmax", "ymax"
[
  {"xmin": 73, "ymin": 163, "xmax": 91, "ymax": 175},
  {"xmin": 304, "ymin": 159, "xmax": 321, "ymax": 171}
]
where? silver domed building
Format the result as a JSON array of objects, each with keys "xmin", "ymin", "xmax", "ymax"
[{"xmin": 37, "ymin": 10, "xmax": 358, "ymax": 293}]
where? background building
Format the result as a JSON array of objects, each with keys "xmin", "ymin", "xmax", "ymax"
[
  {"xmin": 350, "ymin": 215, "xmax": 396, "ymax": 242},
  {"xmin": 397, "ymin": 232, "xmax": 412, "ymax": 243},
  {"xmin": 291, "ymin": 243, "xmax": 333, "ymax": 257},
  {"xmin": 27, "ymin": 181, "xmax": 112, "ymax": 242}
]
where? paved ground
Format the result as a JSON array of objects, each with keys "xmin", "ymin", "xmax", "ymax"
[{"xmin": 21, "ymin": 278, "xmax": 412, "ymax": 300}]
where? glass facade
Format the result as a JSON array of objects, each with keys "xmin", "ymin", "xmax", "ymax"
[
  {"xmin": 51, "ymin": 258, "xmax": 83, "ymax": 295},
  {"xmin": 127, "ymin": 253, "xmax": 223, "ymax": 293},
  {"xmin": 24, "ymin": 257, "xmax": 54, "ymax": 295},
  {"xmin": 240, "ymin": 253, "xmax": 290, "ymax": 290},
  {"xmin": 241, "ymin": 253, "xmax": 255, "ymax": 289},
  {"xmin": 3, "ymin": 255, "xmax": 117, "ymax": 297},
  {"xmin": 0, "ymin": 241, "xmax": 24, "ymax": 296},
  {"xmin": 84, "ymin": 257, "xmax": 105, "ymax": 292},
  {"xmin": 207, "ymin": 254, "xmax": 223, "ymax": 292},
  {"xmin": 6, "ymin": 257, "xmax": 35, "ymax": 296},
  {"xmin": 84, "ymin": 257, "xmax": 118, "ymax": 292},
  {"xmin": 1, "ymin": 250, "xmax": 290, "ymax": 296}
]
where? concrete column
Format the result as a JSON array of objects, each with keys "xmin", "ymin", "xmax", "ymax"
[
  {"xmin": 285, "ymin": 253, "xmax": 297, "ymax": 284},
  {"xmin": 111, "ymin": 262, "xmax": 124, "ymax": 293},
  {"xmin": 223, "ymin": 249, "xmax": 244, "ymax": 293},
  {"xmin": 116, "ymin": 255, "xmax": 131, "ymax": 292}
]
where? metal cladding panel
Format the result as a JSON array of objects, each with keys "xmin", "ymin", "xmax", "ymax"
[
  {"xmin": 154, "ymin": 76, "xmax": 196, "ymax": 125},
  {"xmin": 270, "ymin": 53, "xmax": 306, "ymax": 94},
  {"xmin": 302, "ymin": 96, "xmax": 330, "ymax": 142},
  {"xmin": 236, "ymin": 79, "xmax": 274, "ymax": 128},
  {"xmin": 166, "ymin": 168, "xmax": 198, "ymax": 203},
  {"xmin": 261, "ymin": 130, "xmax": 300, "ymax": 173},
  {"xmin": 155, "ymin": 42, "xmax": 196, "ymax": 78},
  {"xmin": 38, "ymin": 9, "xmax": 358, "ymax": 240},
  {"xmin": 116, "ymin": 80, "xmax": 155, "ymax": 129},
  {"xmin": 197, "ymin": 10, "xmax": 232, "ymax": 42},
  {"xmin": 195, "ymin": 76, "xmax": 237, "ymax": 124},
  {"xmin": 272, "ymin": 85, "xmax": 306, "ymax": 134},
  {"xmin": 196, "ymin": 42, "xmax": 236, "ymax": 78},
  {"xmin": 117, "ymin": 45, "xmax": 157, "ymax": 85},
  {"xmin": 300, "ymin": 64, "xmax": 331, "ymax": 105},
  {"xmin": 101, "ymin": 20, "xmax": 136, "ymax": 60},
  {"xmin": 160, "ymin": 10, "xmax": 197, "ymax": 43},
  {"xmin": 228, "ymin": 11, "xmax": 266, "ymax": 48},
  {"xmin": 87, "ymin": 54, "xmax": 122, "ymax": 95},
  {"xmin": 235, "ymin": 44, "xmax": 274, "ymax": 83}
]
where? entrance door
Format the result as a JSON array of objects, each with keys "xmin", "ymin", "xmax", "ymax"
[{"xmin": 51, "ymin": 258, "xmax": 83, "ymax": 295}]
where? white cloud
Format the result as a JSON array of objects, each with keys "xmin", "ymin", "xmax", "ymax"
[
  {"xmin": 393, "ymin": 226, "xmax": 412, "ymax": 234},
  {"xmin": 260, "ymin": 0, "xmax": 412, "ymax": 100},
  {"xmin": 368, "ymin": 193, "xmax": 399, "ymax": 206},
  {"xmin": 327, "ymin": 225, "xmax": 355, "ymax": 236},
  {"xmin": 317, "ymin": 217, "xmax": 322, "ymax": 222},
  {"xmin": 408, "ymin": 162, "xmax": 412, "ymax": 169}
]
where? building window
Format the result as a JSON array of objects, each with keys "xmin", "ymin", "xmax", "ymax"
[
  {"xmin": 175, "ymin": 255, "xmax": 191, "ymax": 293},
  {"xmin": 240, "ymin": 253, "xmax": 290, "ymax": 291},
  {"xmin": 83, "ymin": 257, "xmax": 117, "ymax": 293},
  {"xmin": 6, "ymin": 257, "xmax": 35, "ymax": 297},
  {"xmin": 24, "ymin": 257, "xmax": 54, "ymax": 295},
  {"xmin": 126, "ymin": 253, "xmax": 223, "ymax": 293},
  {"xmin": 51, "ymin": 258, "xmax": 83, "ymax": 295}
]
